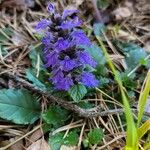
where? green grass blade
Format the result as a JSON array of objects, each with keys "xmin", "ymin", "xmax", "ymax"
[
  {"xmin": 137, "ymin": 70, "xmax": 150, "ymax": 126},
  {"xmin": 96, "ymin": 36, "xmax": 138, "ymax": 149},
  {"xmin": 138, "ymin": 119, "xmax": 150, "ymax": 139},
  {"xmin": 144, "ymin": 142, "xmax": 150, "ymax": 150}
]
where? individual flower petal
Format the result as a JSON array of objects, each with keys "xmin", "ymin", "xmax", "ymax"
[
  {"xmin": 62, "ymin": 9, "xmax": 79, "ymax": 19},
  {"xmin": 55, "ymin": 75, "xmax": 74, "ymax": 90},
  {"xmin": 71, "ymin": 30, "xmax": 91, "ymax": 46},
  {"xmin": 55, "ymin": 38, "xmax": 70, "ymax": 51},
  {"xmin": 60, "ymin": 17, "xmax": 82, "ymax": 30},
  {"xmin": 60, "ymin": 56, "xmax": 77, "ymax": 71},
  {"xmin": 43, "ymin": 47, "xmax": 54, "ymax": 55},
  {"xmin": 77, "ymin": 51, "xmax": 97, "ymax": 67},
  {"xmin": 79, "ymin": 72, "xmax": 99, "ymax": 88},
  {"xmin": 42, "ymin": 32, "xmax": 54, "ymax": 46},
  {"xmin": 36, "ymin": 19, "xmax": 51, "ymax": 30},
  {"xmin": 44, "ymin": 51, "xmax": 58, "ymax": 67},
  {"xmin": 51, "ymin": 68, "xmax": 64, "ymax": 83},
  {"xmin": 47, "ymin": 3, "xmax": 55, "ymax": 14}
]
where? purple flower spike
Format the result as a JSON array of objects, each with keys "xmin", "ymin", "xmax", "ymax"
[
  {"xmin": 36, "ymin": 19, "xmax": 51, "ymax": 30},
  {"xmin": 77, "ymin": 51, "xmax": 97, "ymax": 67},
  {"xmin": 37, "ymin": 4, "xmax": 98, "ymax": 91},
  {"xmin": 62, "ymin": 9, "xmax": 79, "ymax": 19},
  {"xmin": 79, "ymin": 72, "xmax": 99, "ymax": 88},
  {"xmin": 55, "ymin": 75, "xmax": 74, "ymax": 90},
  {"xmin": 60, "ymin": 56, "xmax": 77, "ymax": 71}
]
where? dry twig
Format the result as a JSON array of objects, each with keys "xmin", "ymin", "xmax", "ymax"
[{"xmin": 1, "ymin": 72, "xmax": 150, "ymax": 118}]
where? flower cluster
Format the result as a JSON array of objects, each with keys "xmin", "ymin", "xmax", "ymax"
[{"xmin": 36, "ymin": 3, "xmax": 98, "ymax": 90}]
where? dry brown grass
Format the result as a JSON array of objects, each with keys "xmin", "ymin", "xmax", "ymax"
[{"xmin": 0, "ymin": 0, "xmax": 149, "ymax": 149}]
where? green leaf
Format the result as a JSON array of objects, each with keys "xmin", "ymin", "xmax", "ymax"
[
  {"xmin": 96, "ymin": 65, "xmax": 108, "ymax": 76},
  {"xmin": 114, "ymin": 41, "xmax": 138, "ymax": 53},
  {"xmin": 0, "ymin": 28, "xmax": 14, "ymax": 42},
  {"xmin": 127, "ymin": 50, "xmax": 147, "ymax": 69},
  {"xmin": 127, "ymin": 91, "xmax": 135, "ymax": 101},
  {"xmin": 88, "ymin": 128, "xmax": 103, "ymax": 145},
  {"xmin": 145, "ymin": 60, "xmax": 150, "ymax": 68},
  {"xmin": 42, "ymin": 123, "xmax": 52, "ymax": 133},
  {"xmin": 78, "ymin": 101, "xmax": 94, "ymax": 109},
  {"xmin": 51, "ymin": 129, "xmax": 80, "ymax": 149},
  {"xmin": 28, "ymin": 43, "xmax": 44, "ymax": 70},
  {"xmin": 0, "ymin": 89, "xmax": 41, "ymax": 124},
  {"xmin": 84, "ymin": 65, "xmax": 96, "ymax": 72},
  {"xmin": 0, "ymin": 45, "xmax": 8, "ymax": 56},
  {"xmin": 93, "ymin": 23, "xmax": 106, "ymax": 37},
  {"xmin": 83, "ymin": 139, "xmax": 89, "ymax": 148},
  {"xmin": 26, "ymin": 69, "xmax": 47, "ymax": 91},
  {"xmin": 98, "ymin": 76, "xmax": 109, "ymax": 87},
  {"xmin": 49, "ymin": 133, "xmax": 64, "ymax": 150},
  {"xmin": 63, "ymin": 131, "xmax": 79, "ymax": 146},
  {"xmin": 97, "ymin": 0, "xmax": 110, "ymax": 9},
  {"xmin": 120, "ymin": 72, "xmax": 136, "ymax": 89},
  {"xmin": 84, "ymin": 44, "xmax": 106, "ymax": 67},
  {"xmin": 69, "ymin": 84, "xmax": 87, "ymax": 102},
  {"xmin": 52, "ymin": 90, "xmax": 68, "ymax": 99},
  {"xmin": 114, "ymin": 41, "xmax": 148, "ymax": 70},
  {"xmin": 42, "ymin": 106, "xmax": 70, "ymax": 126}
]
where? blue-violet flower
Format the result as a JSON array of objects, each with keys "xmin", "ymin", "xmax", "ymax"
[{"xmin": 36, "ymin": 3, "xmax": 98, "ymax": 90}]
